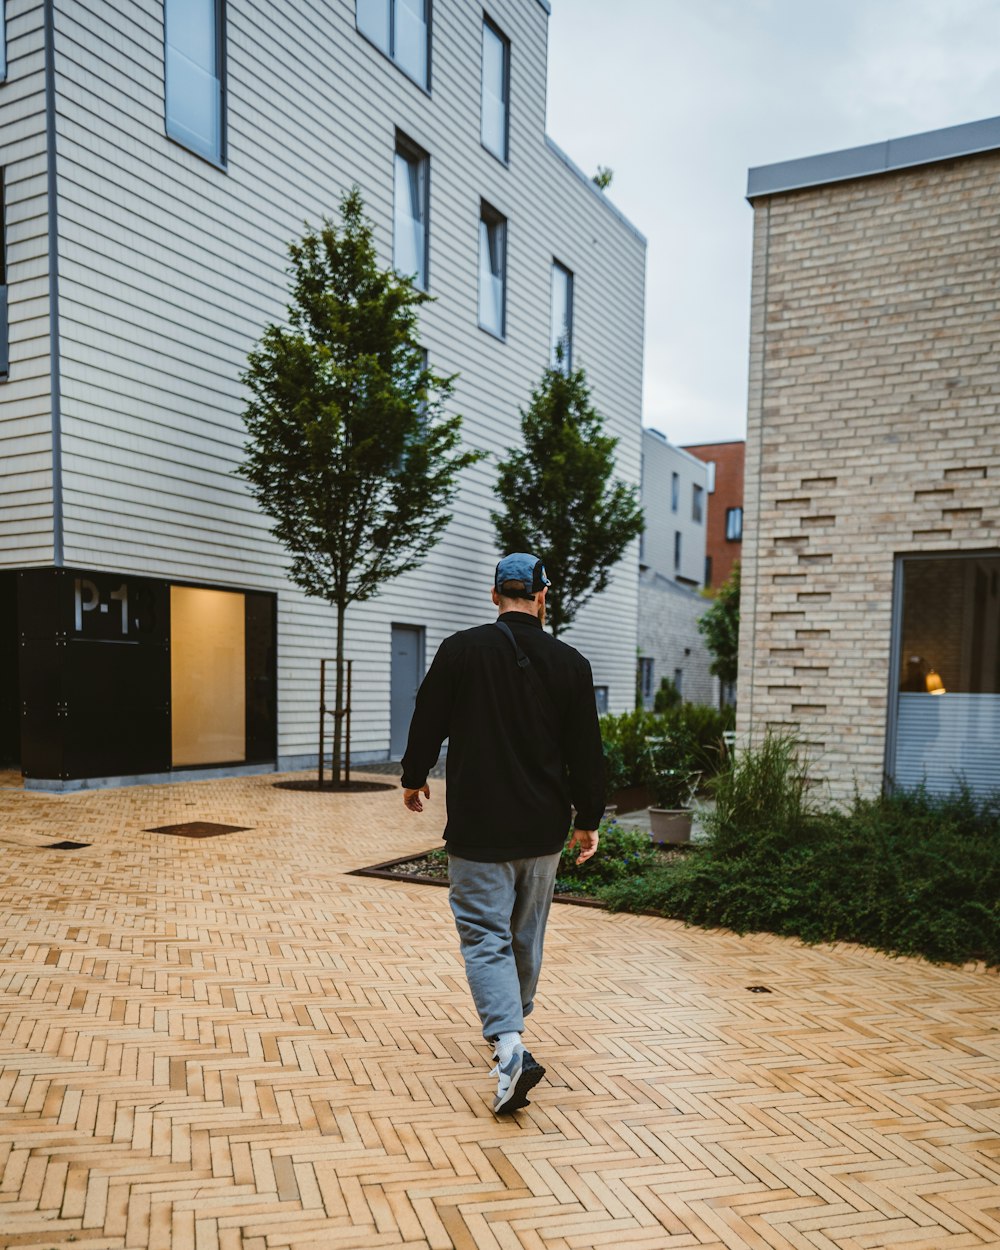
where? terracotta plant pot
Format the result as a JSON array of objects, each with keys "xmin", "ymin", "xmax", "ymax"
[{"xmin": 648, "ymin": 807, "xmax": 693, "ymax": 844}]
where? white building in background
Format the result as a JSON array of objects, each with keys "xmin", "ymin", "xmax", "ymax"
[
  {"xmin": 637, "ymin": 428, "xmax": 716, "ymax": 708},
  {"xmin": 0, "ymin": 0, "xmax": 647, "ymax": 787}
]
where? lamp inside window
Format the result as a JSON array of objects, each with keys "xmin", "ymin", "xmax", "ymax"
[{"xmin": 924, "ymin": 669, "xmax": 946, "ymax": 695}]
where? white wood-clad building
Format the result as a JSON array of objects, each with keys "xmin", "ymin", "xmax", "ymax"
[{"xmin": 0, "ymin": 0, "xmax": 647, "ymax": 787}]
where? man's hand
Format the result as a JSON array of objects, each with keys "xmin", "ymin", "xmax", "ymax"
[
  {"xmin": 567, "ymin": 828, "xmax": 599, "ymax": 864},
  {"xmin": 403, "ymin": 784, "xmax": 431, "ymax": 813}
]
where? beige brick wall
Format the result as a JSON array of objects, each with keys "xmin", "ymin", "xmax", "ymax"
[{"xmin": 738, "ymin": 152, "xmax": 1000, "ymax": 801}]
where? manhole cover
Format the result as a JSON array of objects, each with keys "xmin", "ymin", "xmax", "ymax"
[
  {"xmin": 272, "ymin": 780, "xmax": 397, "ymax": 793},
  {"xmin": 145, "ymin": 822, "xmax": 252, "ymax": 838},
  {"xmin": 45, "ymin": 841, "xmax": 91, "ymax": 850}
]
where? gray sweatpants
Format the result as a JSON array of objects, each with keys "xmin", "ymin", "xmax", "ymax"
[{"xmin": 447, "ymin": 851, "xmax": 562, "ymax": 1040}]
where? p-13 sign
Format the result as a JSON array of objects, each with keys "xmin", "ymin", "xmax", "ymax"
[{"xmin": 72, "ymin": 575, "xmax": 159, "ymax": 642}]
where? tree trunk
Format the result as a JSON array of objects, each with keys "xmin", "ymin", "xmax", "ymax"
[{"xmin": 332, "ymin": 599, "xmax": 346, "ymax": 788}]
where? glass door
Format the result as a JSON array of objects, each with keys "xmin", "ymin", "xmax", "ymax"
[{"xmin": 171, "ymin": 586, "xmax": 246, "ymax": 767}]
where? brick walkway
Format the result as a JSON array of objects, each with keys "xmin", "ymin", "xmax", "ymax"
[{"xmin": 1, "ymin": 772, "xmax": 998, "ymax": 1250}]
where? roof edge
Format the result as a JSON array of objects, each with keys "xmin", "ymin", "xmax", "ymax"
[
  {"xmin": 544, "ymin": 135, "xmax": 647, "ymax": 245},
  {"xmin": 747, "ymin": 114, "xmax": 1000, "ymax": 200},
  {"xmin": 535, "ymin": 0, "xmax": 551, "ymax": 12}
]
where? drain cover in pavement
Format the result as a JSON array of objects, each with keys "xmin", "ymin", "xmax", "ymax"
[
  {"xmin": 45, "ymin": 841, "xmax": 91, "ymax": 850},
  {"xmin": 145, "ymin": 822, "xmax": 252, "ymax": 838}
]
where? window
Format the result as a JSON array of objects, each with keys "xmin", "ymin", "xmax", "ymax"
[
  {"xmin": 594, "ymin": 685, "xmax": 609, "ymax": 715},
  {"xmin": 891, "ymin": 553, "xmax": 1000, "ymax": 797},
  {"xmin": 639, "ymin": 657, "xmax": 654, "ymax": 709},
  {"xmin": 478, "ymin": 201, "xmax": 506, "ymax": 338},
  {"xmin": 692, "ymin": 483, "xmax": 704, "ymax": 524},
  {"xmin": 705, "ymin": 555, "xmax": 712, "ymax": 587},
  {"xmin": 674, "ymin": 531, "xmax": 681, "ymax": 571},
  {"xmin": 164, "ymin": 0, "xmax": 225, "ymax": 165},
  {"xmin": 0, "ymin": 169, "xmax": 6, "ymax": 378},
  {"xmin": 671, "ymin": 471, "xmax": 679, "ymax": 513},
  {"xmin": 394, "ymin": 134, "xmax": 429, "ymax": 290},
  {"xmin": 550, "ymin": 261, "xmax": 573, "ymax": 371},
  {"xmin": 481, "ymin": 18, "xmax": 509, "ymax": 161},
  {"xmin": 726, "ymin": 506, "xmax": 743, "ymax": 541},
  {"xmin": 674, "ymin": 668, "xmax": 684, "ymax": 698},
  {"xmin": 357, "ymin": 0, "xmax": 429, "ymax": 89}
]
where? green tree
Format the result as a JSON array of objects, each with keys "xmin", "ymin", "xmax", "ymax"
[
  {"xmin": 238, "ymin": 187, "xmax": 480, "ymax": 785},
  {"xmin": 491, "ymin": 363, "xmax": 644, "ymax": 638},
  {"xmin": 698, "ymin": 561, "xmax": 741, "ymax": 690},
  {"xmin": 592, "ymin": 166, "xmax": 614, "ymax": 190}
]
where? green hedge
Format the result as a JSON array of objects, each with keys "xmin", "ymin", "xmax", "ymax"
[
  {"xmin": 601, "ymin": 703, "xmax": 735, "ymax": 795},
  {"xmin": 599, "ymin": 734, "xmax": 1000, "ymax": 967}
]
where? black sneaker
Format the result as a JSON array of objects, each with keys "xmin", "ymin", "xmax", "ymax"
[{"xmin": 491, "ymin": 1047, "xmax": 546, "ymax": 1115}]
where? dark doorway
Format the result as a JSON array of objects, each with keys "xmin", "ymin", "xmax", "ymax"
[{"xmin": 390, "ymin": 625, "xmax": 424, "ymax": 757}]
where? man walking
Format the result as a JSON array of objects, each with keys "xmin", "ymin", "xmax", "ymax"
[{"xmin": 401, "ymin": 553, "xmax": 604, "ymax": 1115}]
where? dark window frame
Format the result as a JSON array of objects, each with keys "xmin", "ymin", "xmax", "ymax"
[
  {"xmin": 0, "ymin": 167, "xmax": 7, "ymax": 379},
  {"xmin": 163, "ymin": 0, "xmax": 227, "ymax": 170},
  {"xmin": 355, "ymin": 0, "xmax": 433, "ymax": 94},
  {"xmin": 725, "ymin": 506, "xmax": 743, "ymax": 541},
  {"xmin": 480, "ymin": 13, "xmax": 510, "ymax": 165},
  {"xmin": 550, "ymin": 259, "xmax": 574, "ymax": 372},
  {"xmin": 692, "ymin": 482, "xmax": 704, "ymax": 524},
  {"xmin": 393, "ymin": 130, "xmax": 430, "ymax": 291},
  {"xmin": 671, "ymin": 471, "xmax": 679, "ymax": 513},
  {"xmin": 478, "ymin": 198, "xmax": 507, "ymax": 341}
]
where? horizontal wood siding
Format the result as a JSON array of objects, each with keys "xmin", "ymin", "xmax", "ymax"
[
  {"xmin": 53, "ymin": 0, "xmax": 646, "ymax": 760},
  {"xmin": 0, "ymin": 0, "xmax": 54, "ymax": 566}
]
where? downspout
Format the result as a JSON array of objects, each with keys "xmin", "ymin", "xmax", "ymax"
[{"xmin": 43, "ymin": 0, "xmax": 63, "ymax": 567}]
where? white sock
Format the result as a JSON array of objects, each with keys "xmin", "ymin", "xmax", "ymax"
[{"xmin": 495, "ymin": 1032, "xmax": 522, "ymax": 1065}]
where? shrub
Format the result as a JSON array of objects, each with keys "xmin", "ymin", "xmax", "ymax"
[
  {"xmin": 599, "ymin": 708, "xmax": 661, "ymax": 788},
  {"xmin": 599, "ymin": 703, "xmax": 735, "ymax": 792},
  {"xmin": 555, "ymin": 819, "xmax": 659, "ymax": 896},
  {"xmin": 600, "ymin": 738, "xmax": 1000, "ymax": 967},
  {"xmin": 653, "ymin": 676, "xmax": 681, "ymax": 713}
]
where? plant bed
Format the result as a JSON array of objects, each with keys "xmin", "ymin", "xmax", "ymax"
[{"xmin": 350, "ymin": 823, "xmax": 689, "ymax": 910}]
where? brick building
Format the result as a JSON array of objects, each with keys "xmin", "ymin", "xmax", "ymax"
[
  {"xmin": 682, "ymin": 440, "xmax": 745, "ymax": 590},
  {"xmin": 740, "ymin": 116, "xmax": 1000, "ymax": 802}
]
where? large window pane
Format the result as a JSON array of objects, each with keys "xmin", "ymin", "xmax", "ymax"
[
  {"xmin": 165, "ymin": 0, "xmax": 223, "ymax": 163},
  {"xmin": 394, "ymin": 0, "xmax": 428, "ymax": 87},
  {"xmin": 478, "ymin": 208, "xmax": 506, "ymax": 338},
  {"xmin": 394, "ymin": 140, "xmax": 427, "ymax": 289},
  {"xmin": 356, "ymin": 0, "xmax": 390, "ymax": 50},
  {"xmin": 550, "ymin": 261, "xmax": 573, "ymax": 370},
  {"xmin": 893, "ymin": 554, "xmax": 1000, "ymax": 796},
  {"xmin": 481, "ymin": 20, "xmax": 508, "ymax": 160},
  {"xmin": 171, "ymin": 586, "xmax": 246, "ymax": 766}
]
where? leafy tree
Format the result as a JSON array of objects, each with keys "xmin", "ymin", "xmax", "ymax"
[
  {"xmin": 698, "ymin": 561, "xmax": 741, "ymax": 689},
  {"xmin": 491, "ymin": 363, "xmax": 643, "ymax": 638},
  {"xmin": 239, "ymin": 188, "xmax": 480, "ymax": 785}
]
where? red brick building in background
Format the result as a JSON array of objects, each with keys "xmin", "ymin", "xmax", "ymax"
[{"xmin": 681, "ymin": 441, "xmax": 745, "ymax": 589}]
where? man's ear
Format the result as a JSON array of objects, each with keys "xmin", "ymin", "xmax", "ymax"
[
  {"xmin": 491, "ymin": 587, "xmax": 500, "ymax": 606},
  {"xmin": 539, "ymin": 586, "xmax": 549, "ymax": 602}
]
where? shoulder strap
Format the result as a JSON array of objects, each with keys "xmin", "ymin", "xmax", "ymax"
[{"xmin": 493, "ymin": 620, "xmax": 560, "ymax": 741}]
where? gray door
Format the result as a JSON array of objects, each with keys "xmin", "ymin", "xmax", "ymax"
[{"xmin": 390, "ymin": 625, "xmax": 424, "ymax": 758}]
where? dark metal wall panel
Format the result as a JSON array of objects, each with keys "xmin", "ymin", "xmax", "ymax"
[
  {"xmin": 0, "ymin": 571, "xmax": 19, "ymax": 765},
  {"xmin": 16, "ymin": 567, "xmax": 276, "ymax": 781},
  {"xmin": 245, "ymin": 591, "xmax": 277, "ymax": 764}
]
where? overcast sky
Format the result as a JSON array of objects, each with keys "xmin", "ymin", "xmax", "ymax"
[{"xmin": 545, "ymin": 0, "xmax": 1000, "ymax": 447}]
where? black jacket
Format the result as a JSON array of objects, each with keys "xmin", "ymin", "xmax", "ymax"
[{"xmin": 400, "ymin": 611, "xmax": 606, "ymax": 861}]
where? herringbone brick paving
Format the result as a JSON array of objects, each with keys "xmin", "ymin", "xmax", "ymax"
[{"xmin": 0, "ymin": 772, "xmax": 997, "ymax": 1250}]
